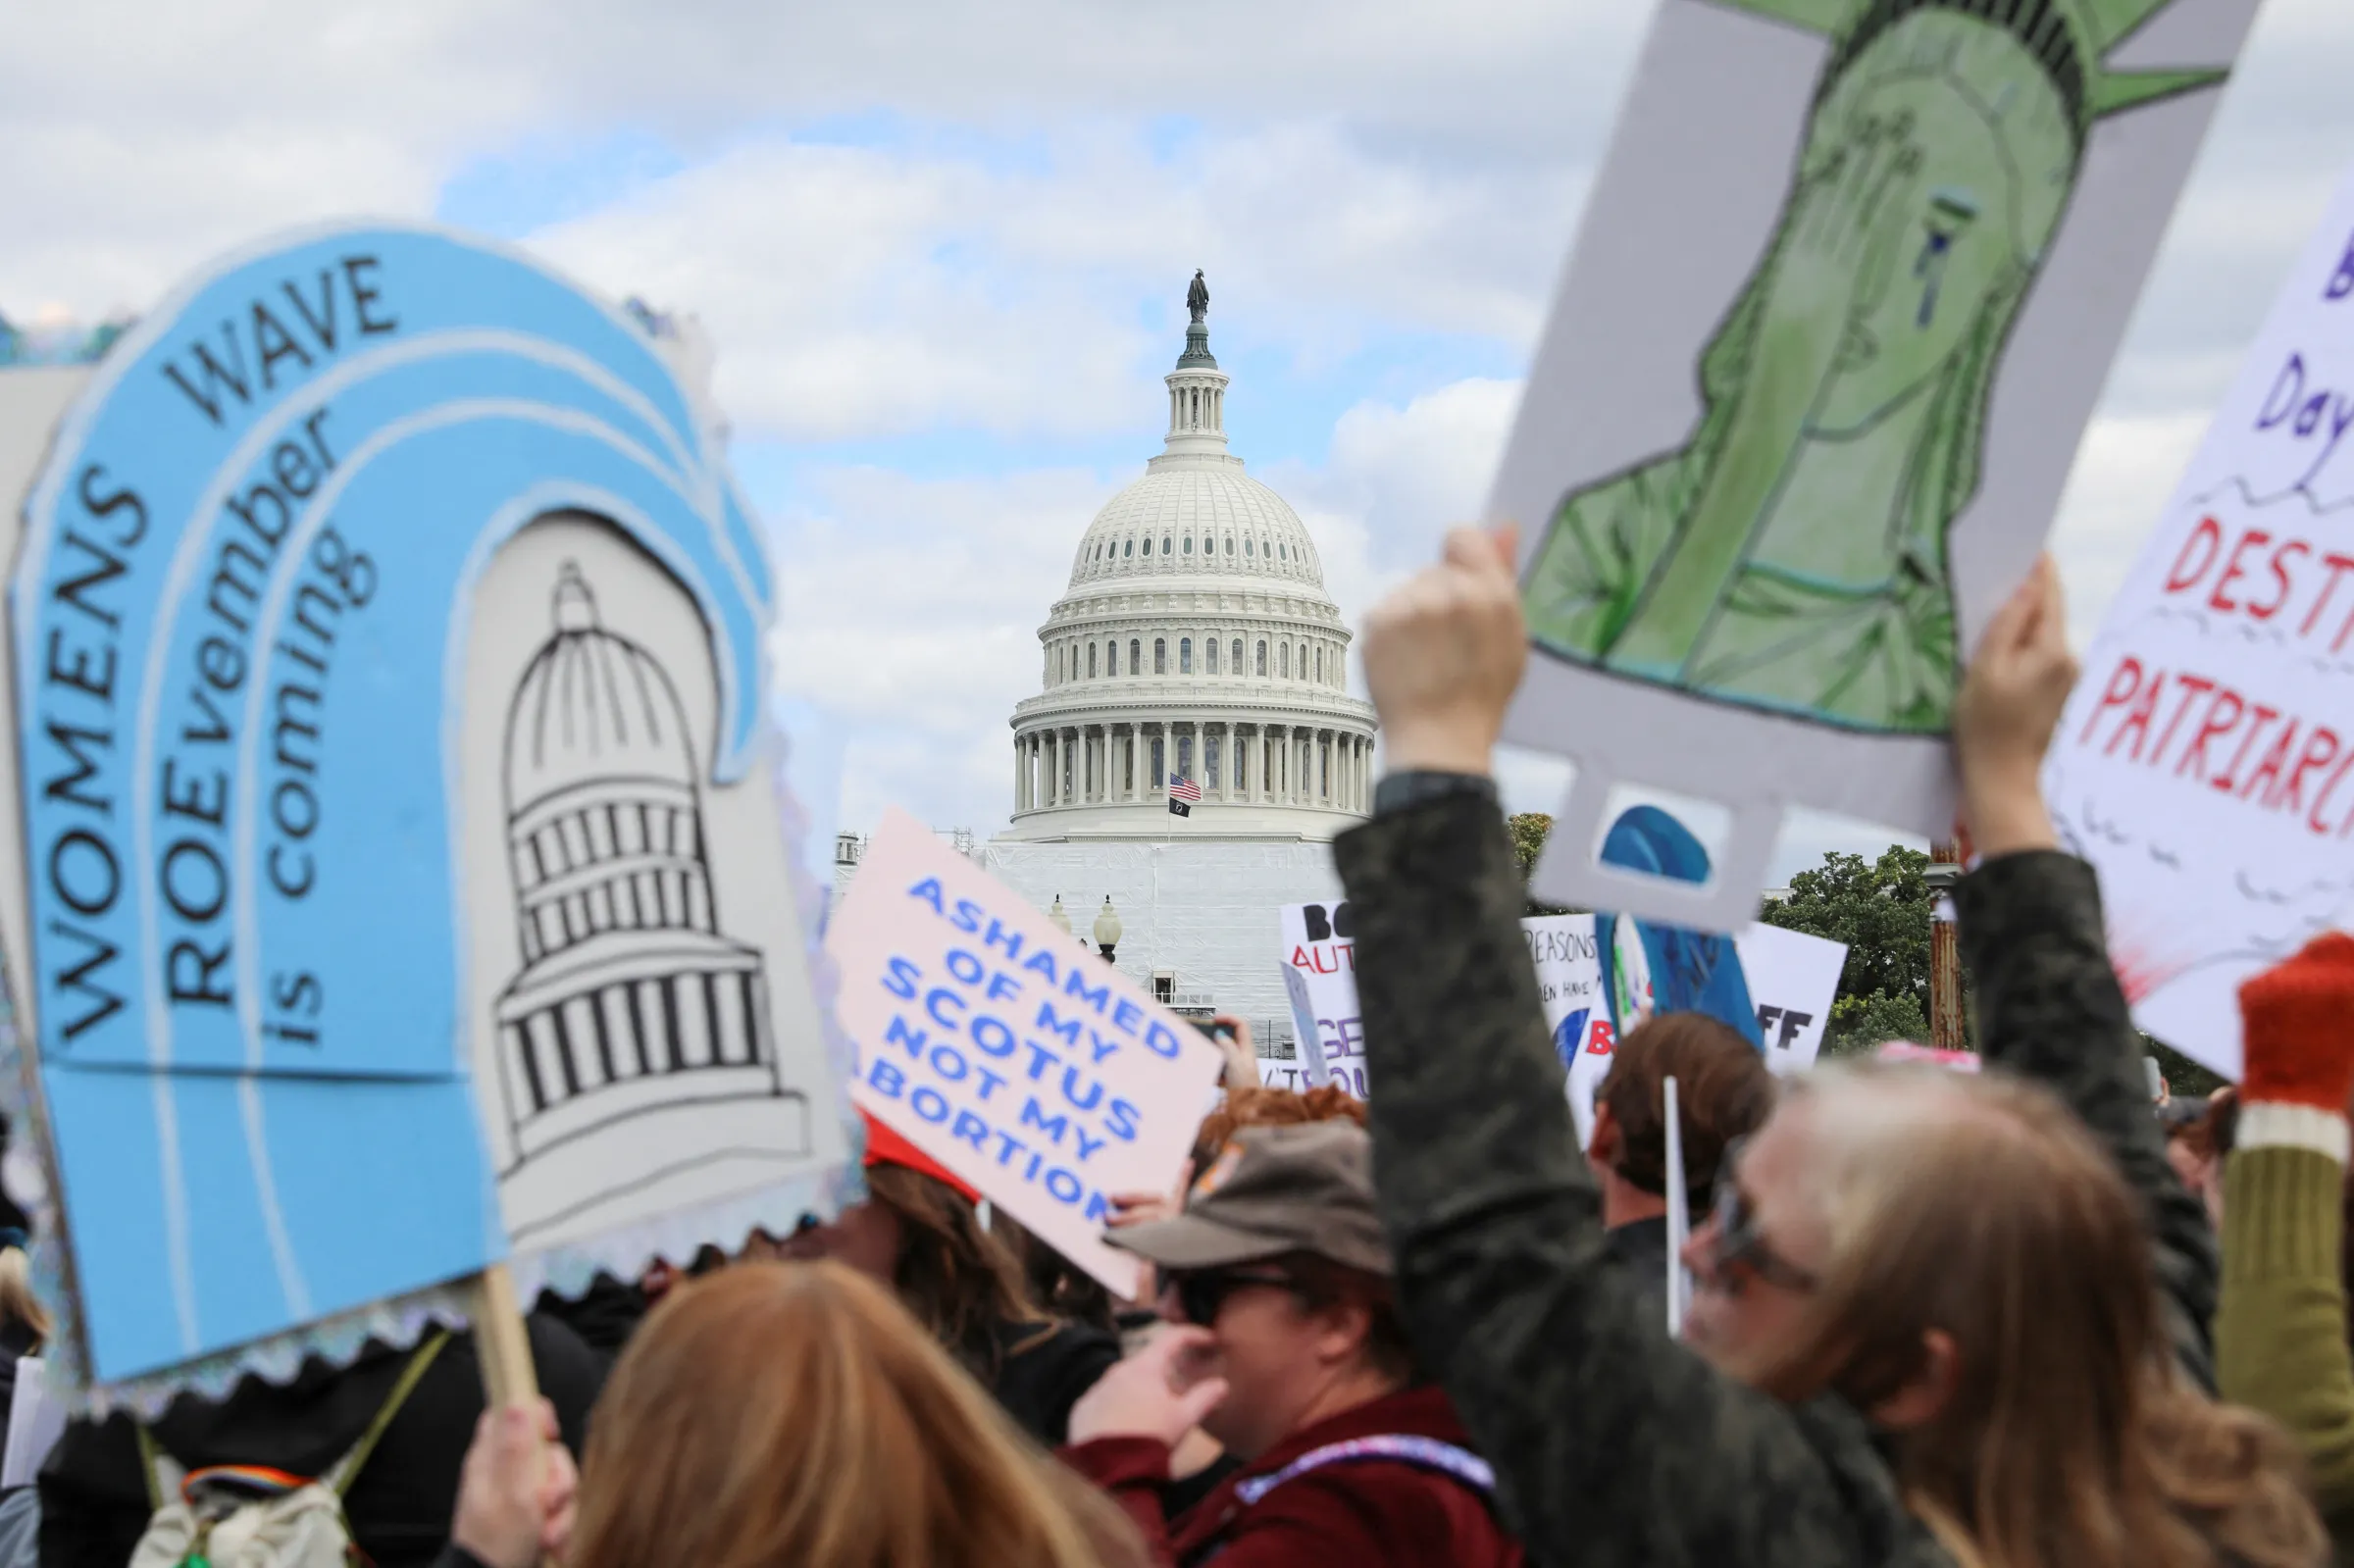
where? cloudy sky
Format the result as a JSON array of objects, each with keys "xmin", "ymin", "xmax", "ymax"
[{"xmin": 5, "ymin": 0, "xmax": 2349, "ymax": 881}]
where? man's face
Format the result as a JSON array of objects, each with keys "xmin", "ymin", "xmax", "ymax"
[{"xmin": 1678, "ymin": 1102, "xmax": 1830, "ymax": 1384}]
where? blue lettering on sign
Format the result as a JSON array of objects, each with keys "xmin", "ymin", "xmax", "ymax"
[
  {"xmin": 2254, "ymin": 350, "xmax": 2354, "ymax": 492},
  {"xmin": 846, "ymin": 877, "xmax": 1246, "ymax": 1230},
  {"xmin": 16, "ymin": 224, "xmax": 777, "ymax": 1383},
  {"xmin": 2328, "ymin": 230, "xmax": 2354, "ymax": 302}
]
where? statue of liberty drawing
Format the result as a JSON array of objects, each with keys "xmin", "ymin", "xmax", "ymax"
[{"xmin": 1522, "ymin": 0, "xmax": 2225, "ymax": 733}]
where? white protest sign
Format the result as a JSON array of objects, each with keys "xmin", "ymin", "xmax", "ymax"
[
  {"xmin": 1278, "ymin": 900, "xmax": 1843, "ymax": 1127},
  {"xmin": 2046, "ymin": 166, "xmax": 2354, "ymax": 1077},
  {"xmin": 1493, "ymin": 0, "xmax": 2259, "ymax": 931},
  {"xmin": 1523, "ymin": 914, "xmax": 1611, "ymax": 1144},
  {"xmin": 1734, "ymin": 923, "xmax": 1848, "ymax": 1075},
  {"xmin": 828, "ymin": 809, "xmax": 1224, "ymax": 1295},
  {"xmin": 1279, "ymin": 900, "xmax": 1365, "ymax": 1096}
]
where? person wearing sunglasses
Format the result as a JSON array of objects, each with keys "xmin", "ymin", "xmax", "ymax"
[
  {"xmin": 1337, "ymin": 530, "xmax": 2321, "ymax": 1568},
  {"xmin": 1061, "ymin": 1122, "xmax": 1525, "ymax": 1567}
]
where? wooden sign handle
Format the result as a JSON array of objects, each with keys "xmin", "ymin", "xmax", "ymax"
[
  {"xmin": 466, "ymin": 1263, "xmax": 555, "ymax": 1567},
  {"xmin": 468, "ymin": 1263, "xmax": 540, "ymax": 1406}
]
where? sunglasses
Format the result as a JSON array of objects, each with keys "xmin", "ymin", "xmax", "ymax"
[
  {"xmin": 1167, "ymin": 1266, "xmax": 1304, "ymax": 1327},
  {"xmin": 1706, "ymin": 1138, "xmax": 1819, "ymax": 1293}
]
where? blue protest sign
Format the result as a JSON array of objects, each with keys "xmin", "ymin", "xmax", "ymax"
[{"xmin": 8, "ymin": 224, "xmax": 841, "ymax": 1383}]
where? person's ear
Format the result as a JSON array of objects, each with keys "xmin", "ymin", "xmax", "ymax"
[
  {"xmin": 1309, "ymin": 1299, "xmax": 1375, "ymax": 1370},
  {"xmin": 1867, "ymin": 1328, "xmax": 1957, "ymax": 1432},
  {"xmin": 1588, "ymin": 1101, "xmax": 1623, "ymax": 1168}
]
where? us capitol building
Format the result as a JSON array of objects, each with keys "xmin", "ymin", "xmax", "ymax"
[{"xmin": 848, "ymin": 278, "xmax": 1376, "ymax": 1036}]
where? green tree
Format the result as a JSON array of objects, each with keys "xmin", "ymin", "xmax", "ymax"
[
  {"xmin": 1822, "ymin": 989, "xmax": 1929, "ymax": 1058},
  {"xmin": 1760, "ymin": 845, "xmax": 1932, "ymax": 1017},
  {"xmin": 1508, "ymin": 813, "xmax": 1578, "ymax": 917}
]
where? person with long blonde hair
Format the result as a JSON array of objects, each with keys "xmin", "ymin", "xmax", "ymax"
[
  {"xmin": 441, "ymin": 1260, "xmax": 1146, "ymax": 1568},
  {"xmin": 1337, "ymin": 527, "xmax": 2326, "ymax": 1568}
]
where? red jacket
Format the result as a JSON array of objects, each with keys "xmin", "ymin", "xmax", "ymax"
[{"xmin": 1062, "ymin": 1385, "xmax": 1525, "ymax": 1568}]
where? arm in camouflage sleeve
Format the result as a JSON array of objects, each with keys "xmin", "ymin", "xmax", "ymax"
[
  {"xmin": 1953, "ymin": 850, "xmax": 2217, "ymax": 1391},
  {"xmin": 1337, "ymin": 793, "xmax": 1891, "ymax": 1568}
]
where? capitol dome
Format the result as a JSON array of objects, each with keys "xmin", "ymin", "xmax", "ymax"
[
  {"xmin": 1002, "ymin": 278, "xmax": 1377, "ymax": 841},
  {"xmin": 1065, "ymin": 455, "xmax": 1327, "ymax": 592}
]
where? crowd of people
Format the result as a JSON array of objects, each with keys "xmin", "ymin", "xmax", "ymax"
[{"xmin": 0, "ymin": 531, "xmax": 2347, "ymax": 1566}]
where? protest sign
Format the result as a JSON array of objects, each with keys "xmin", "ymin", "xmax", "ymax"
[
  {"xmin": 1491, "ymin": 0, "xmax": 2259, "ymax": 931},
  {"xmin": 1281, "ymin": 897, "xmax": 1841, "ymax": 1138},
  {"xmin": 0, "ymin": 224, "xmax": 847, "ymax": 1388},
  {"xmin": 828, "ymin": 809, "xmax": 1225, "ymax": 1297},
  {"xmin": 1257, "ymin": 1057, "xmax": 1373, "ymax": 1095},
  {"xmin": 1280, "ymin": 901, "xmax": 1362, "ymax": 1095},
  {"xmin": 1523, "ymin": 914, "xmax": 1610, "ymax": 1143},
  {"xmin": 2046, "ymin": 165, "xmax": 2354, "ymax": 1076},
  {"xmin": 1734, "ymin": 922, "xmax": 1847, "ymax": 1075}
]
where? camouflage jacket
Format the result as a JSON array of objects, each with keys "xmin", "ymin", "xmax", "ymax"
[{"xmin": 1335, "ymin": 794, "xmax": 2215, "ymax": 1567}]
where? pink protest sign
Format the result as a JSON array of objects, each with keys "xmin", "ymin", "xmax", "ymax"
[{"xmin": 825, "ymin": 808, "xmax": 1224, "ymax": 1296}]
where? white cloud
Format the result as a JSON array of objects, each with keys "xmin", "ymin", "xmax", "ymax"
[
  {"xmin": 7, "ymin": 0, "xmax": 2354, "ymax": 873},
  {"xmin": 765, "ymin": 464, "xmax": 1116, "ymax": 832},
  {"xmin": 2049, "ymin": 411, "xmax": 2218, "ymax": 643},
  {"xmin": 520, "ymin": 124, "xmax": 1565, "ymax": 445}
]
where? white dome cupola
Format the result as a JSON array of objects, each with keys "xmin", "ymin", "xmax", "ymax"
[{"xmin": 1003, "ymin": 276, "xmax": 1377, "ymax": 842}]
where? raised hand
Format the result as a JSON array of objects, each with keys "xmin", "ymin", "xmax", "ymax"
[
  {"xmin": 1954, "ymin": 554, "xmax": 2073, "ymax": 859},
  {"xmin": 450, "ymin": 1398, "xmax": 578, "ymax": 1568},
  {"xmin": 1212, "ymin": 1015, "xmax": 1258, "ymax": 1090},
  {"xmin": 1360, "ymin": 525, "xmax": 1527, "ymax": 777},
  {"xmin": 1066, "ymin": 1324, "xmax": 1231, "ymax": 1448}
]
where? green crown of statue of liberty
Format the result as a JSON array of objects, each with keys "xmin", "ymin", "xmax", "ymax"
[{"xmin": 1522, "ymin": 0, "xmax": 2221, "ymax": 733}]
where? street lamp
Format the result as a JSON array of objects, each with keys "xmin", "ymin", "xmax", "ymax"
[
  {"xmin": 1048, "ymin": 894, "xmax": 1072, "ymax": 936},
  {"xmin": 1093, "ymin": 896, "xmax": 1123, "ymax": 963}
]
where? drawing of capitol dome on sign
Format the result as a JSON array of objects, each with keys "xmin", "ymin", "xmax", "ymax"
[{"xmin": 491, "ymin": 561, "xmax": 809, "ymax": 1241}]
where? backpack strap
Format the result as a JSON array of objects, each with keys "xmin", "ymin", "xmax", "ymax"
[
  {"xmin": 132, "ymin": 1422, "xmax": 174, "ymax": 1513},
  {"xmin": 1231, "ymin": 1434, "xmax": 1495, "ymax": 1506},
  {"xmin": 323, "ymin": 1329, "xmax": 450, "ymax": 1497}
]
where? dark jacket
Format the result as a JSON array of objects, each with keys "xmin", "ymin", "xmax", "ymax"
[
  {"xmin": 1334, "ymin": 793, "xmax": 2216, "ymax": 1568},
  {"xmin": 1605, "ymin": 1215, "xmax": 1671, "ymax": 1330},
  {"xmin": 1064, "ymin": 1383, "xmax": 1522, "ymax": 1568},
  {"xmin": 983, "ymin": 1317, "xmax": 1122, "ymax": 1447},
  {"xmin": 38, "ymin": 1314, "xmax": 602, "ymax": 1568}
]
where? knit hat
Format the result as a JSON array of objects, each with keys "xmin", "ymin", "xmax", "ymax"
[
  {"xmin": 858, "ymin": 1109, "xmax": 983, "ymax": 1204},
  {"xmin": 2238, "ymin": 933, "xmax": 2354, "ymax": 1112}
]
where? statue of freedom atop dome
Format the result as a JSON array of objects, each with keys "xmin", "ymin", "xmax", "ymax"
[
  {"xmin": 1521, "ymin": 0, "xmax": 2222, "ymax": 733},
  {"xmin": 1188, "ymin": 270, "xmax": 1210, "ymax": 325}
]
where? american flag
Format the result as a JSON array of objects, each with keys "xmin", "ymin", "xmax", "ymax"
[{"xmin": 1168, "ymin": 776, "xmax": 1202, "ymax": 816}]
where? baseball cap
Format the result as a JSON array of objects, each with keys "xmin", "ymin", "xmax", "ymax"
[
  {"xmin": 1107, "ymin": 1121, "xmax": 1391, "ymax": 1277},
  {"xmin": 859, "ymin": 1109, "xmax": 983, "ymax": 1204}
]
